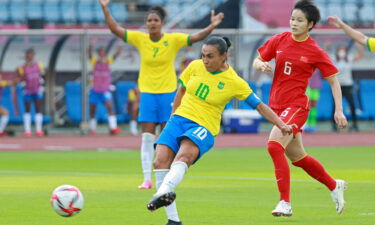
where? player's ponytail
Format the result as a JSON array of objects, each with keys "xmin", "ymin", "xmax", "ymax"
[{"xmin": 205, "ymin": 36, "xmax": 231, "ymax": 55}]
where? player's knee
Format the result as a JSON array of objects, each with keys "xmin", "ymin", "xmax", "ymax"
[{"xmin": 153, "ymin": 157, "xmax": 172, "ymax": 170}]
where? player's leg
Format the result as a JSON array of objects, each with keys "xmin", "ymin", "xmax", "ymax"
[
  {"xmin": 343, "ymin": 86, "xmax": 358, "ymax": 131},
  {"xmin": 23, "ymin": 95, "xmax": 32, "ymax": 136},
  {"xmin": 89, "ymin": 90, "xmax": 98, "ymax": 135},
  {"xmin": 34, "ymin": 96, "xmax": 44, "ymax": 136},
  {"xmin": 103, "ymin": 92, "xmax": 120, "ymax": 135},
  {"xmin": 287, "ymin": 134, "xmax": 346, "ymax": 214},
  {"xmin": 138, "ymin": 93, "xmax": 158, "ymax": 189},
  {"xmin": 268, "ymin": 126, "xmax": 294, "ymax": 217},
  {"xmin": 0, "ymin": 106, "xmax": 9, "ymax": 136}
]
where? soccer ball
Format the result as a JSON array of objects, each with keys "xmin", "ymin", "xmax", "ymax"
[{"xmin": 50, "ymin": 184, "xmax": 84, "ymax": 217}]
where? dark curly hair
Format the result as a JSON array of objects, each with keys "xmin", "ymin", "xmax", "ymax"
[{"xmin": 293, "ymin": 0, "xmax": 320, "ymax": 31}]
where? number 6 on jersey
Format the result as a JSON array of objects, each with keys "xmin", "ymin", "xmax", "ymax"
[{"xmin": 284, "ymin": 61, "xmax": 292, "ymax": 75}]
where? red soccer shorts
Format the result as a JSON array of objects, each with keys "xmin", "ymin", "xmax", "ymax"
[{"xmin": 273, "ymin": 106, "xmax": 309, "ymax": 136}]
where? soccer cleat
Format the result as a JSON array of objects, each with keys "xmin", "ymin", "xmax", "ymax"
[
  {"xmin": 272, "ymin": 200, "xmax": 292, "ymax": 217},
  {"xmin": 166, "ymin": 219, "xmax": 184, "ymax": 225},
  {"xmin": 138, "ymin": 180, "xmax": 153, "ymax": 189},
  {"xmin": 147, "ymin": 192, "xmax": 176, "ymax": 212},
  {"xmin": 24, "ymin": 131, "xmax": 32, "ymax": 137},
  {"xmin": 36, "ymin": 131, "xmax": 44, "ymax": 137},
  {"xmin": 110, "ymin": 128, "xmax": 121, "ymax": 135},
  {"xmin": 0, "ymin": 132, "xmax": 7, "ymax": 137},
  {"xmin": 330, "ymin": 179, "xmax": 347, "ymax": 214}
]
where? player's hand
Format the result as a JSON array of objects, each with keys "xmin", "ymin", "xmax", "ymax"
[
  {"xmin": 99, "ymin": 0, "xmax": 110, "ymax": 7},
  {"xmin": 210, "ymin": 10, "xmax": 224, "ymax": 27},
  {"xmin": 258, "ymin": 61, "xmax": 273, "ymax": 73},
  {"xmin": 280, "ymin": 124, "xmax": 296, "ymax": 136},
  {"xmin": 334, "ymin": 111, "xmax": 347, "ymax": 129},
  {"xmin": 327, "ymin": 16, "xmax": 343, "ymax": 28}
]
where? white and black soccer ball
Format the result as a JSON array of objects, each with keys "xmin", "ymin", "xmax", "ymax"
[{"xmin": 51, "ymin": 184, "xmax": 84, "ymax": 217}]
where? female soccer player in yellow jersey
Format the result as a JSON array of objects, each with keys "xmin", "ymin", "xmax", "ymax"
[
  {"xmin": 145, "ymin": 36, "xmax": 293, "ymax": 225},
  {"xmin": 99, "ymin": 0, "xmax": 224, "ymax": 193},
  {"xmin": 328, "ymin": 16, "xmax": 375, "ymax": 52}
]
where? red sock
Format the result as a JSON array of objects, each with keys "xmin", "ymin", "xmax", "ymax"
[
  {"xmin": 268, "ymin": 141, "xmax": 290, "ymax": 202},
  {"xmin": 292, "ymin": 155, "xmax": 336, "ymax": 191}
]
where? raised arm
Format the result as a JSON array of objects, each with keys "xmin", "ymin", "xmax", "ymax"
[
  {"xmin": 325, "ymin": 75, "xmax": 348, "ymax": 129},
  {"xmin": 171, "ymin": 86, "xmax": 186, "ymax": 114},
  {"xmin": 99, "ymin": 0, "xmax": 126, "ymax": 40},
  {"xmin": 113, "ymin": 45, "xmax": 123, "ymax": 60},
  {"xmin": 353, "ymin": 42, "xmax": 365, "ymax": 62},
  {"xmin": 88, "ymin": 43, "xmax": 93, "ymax": 59},
  {"xmin": 189, "ymin": 10, "xmax": 224, "ymax": 44},
  {"xmin": 328, "ymin": 16, "xmax": 368, "ymax": 46}
]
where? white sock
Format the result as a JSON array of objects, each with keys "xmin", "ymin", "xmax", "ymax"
[
  {"xmin": 108, "ymin": 115, "xmax": 117, "ymax": 130},
  {"xmin": 156, "ymin": 161, "xmax": 188, "ymax": 196},
  {"xmin": 0, "ymin": 115, "xmax": 9, "ymax": 132},
  {"xmin": 130, "ymin": 120, "xmax": 138, "ymax": 135},
  {"xmin": 90, "ymin": 118, "xmax": 97, "ymax": 131},
  {"xmin": 23, "ymin": 113, "xmax": 31, "ymax": 133},
  {"xmin": 35, "ymin": 113, "xmax": 43, "ymax": 132},
  {"xmin": 141, "ymin": 132, "xmax": 155, "ymax": 181},
  {"xmin": 155, "ymin": 169, "xmax": 180, "ymax": 222}
]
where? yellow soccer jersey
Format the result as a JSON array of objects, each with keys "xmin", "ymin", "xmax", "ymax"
[
  {"xmin": 124, "ymin": 30, "xmax": 191, "ymax": 93},
  {"xmin": 175, "ymin": 60, "xmax": 253, "ymax": 136},
  {"xmin": 367, "ymin": 37, "xmax": 375, "ymax": 52},
  {"xmin": 90, "ymin": 57, "xmax": 114, "ymax": 69}
]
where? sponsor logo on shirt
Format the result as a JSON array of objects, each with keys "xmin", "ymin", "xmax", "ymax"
[
  {"xmin": 276, "ymin": 50, "xmax": 283, "ymax": 54},
  {"xmin": 163, "ymin": 41, "xmax": 169, "ymax": 46},
  {"xmin": 300, "ymin": 56, "xmax": 309, "ymax": 63}
]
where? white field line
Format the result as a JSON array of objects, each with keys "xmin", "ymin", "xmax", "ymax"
[
  {"xmin": 0, "ymin": 170, "xmax": 375, "ymax": 184},
  {"xmin": 0, "ymin": 144, "xmax": 21, "ymax": 149}
]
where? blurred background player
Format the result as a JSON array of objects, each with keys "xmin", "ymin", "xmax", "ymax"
[
  {"xmin": 253, "ymin": 0, "xmax": 348, "ymax": 217},
  {"xmin": 0, "ymin": 74, "xmax": 11, "ymax": 137},
  {"xmin": 17, "ymin": 48, "xmax": 45, "ymax": 137},
  {"xmin": 146, "ymin": 36, "xmax": 292, "ymax": 225},
  {"xmin": 304, "ymin": 69, "xmax": 322, "ymax": 133},
  {"xmin": 127, "ymin": 86, "xmax": 140, "ymax": 135},
  {"xmin": 328, "ymin": 16, "xmax": 375, "ymax": 52},
  {"xmin": 331, "ymin": 43, "xmax": 364, "ymax": 132},
  {"xmin": 100, "ymin": 0, "xmax": 224, "ymax": 190},
  {"xmin": 88, "ymin": 41, "xmax": 123, "ymax": 135},
  {"xmin": 179, "ymin": 47, "xmax": 195, "ymax": 74}
]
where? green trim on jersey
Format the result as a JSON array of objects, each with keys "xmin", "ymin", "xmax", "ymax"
[
  {"xmin": 187, "ymin": 35, "xmax": 192, "ymax": 46},
  {"xmin": 124, "ymin": 30, "xmax": 128, "ymax": 43},
  {"xmin": 178, "ymin": 79, "xmax": 186, "ymax": 88}
]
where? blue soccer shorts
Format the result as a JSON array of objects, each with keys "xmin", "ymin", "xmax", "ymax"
[
  {"xmin": 155, "ymin": 115, "xmax": 215, "ymax": 162},
  {"xmin": 138, "ymin": 92, "xmax": 176, "ymax": 124}
]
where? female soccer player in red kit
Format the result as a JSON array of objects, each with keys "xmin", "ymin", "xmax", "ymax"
[{"xmin": 253, "ymin": 0, "xmax": 348, "ymax": 217}]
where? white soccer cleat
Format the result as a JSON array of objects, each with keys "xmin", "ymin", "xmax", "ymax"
[
  {"xmin": 271, "ymin": 200, "xmax": 292, "ymax": 217},
  {"xmin": 330, "ymin": 179, "xmax": 347, "ymax": 214}
]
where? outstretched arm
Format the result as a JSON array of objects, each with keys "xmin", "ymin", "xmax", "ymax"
[
  {"xmin": 99, "ymin": 0, "xmax": 126, "ymax": 40},
  {"xmin": 328, "ymin": 16, "xmax": 368, "ymax": 46},
  {"xmin": 189, "ymin": 10, "xmax": 224, "ymax": 44},
  {"xmin": 113, "ymin": 45, "xmax": 123, "ymax": 60},
  {"xmin": 326, "ymin": 75, "xmax": 348, "ymax": 129},
  {"xmin": 256, "ymin": 103, "xmax": 293, "ymax": 136},
  {"xmin": 253, "ymin": 57, "xmax": 273, "ymax": 73}
]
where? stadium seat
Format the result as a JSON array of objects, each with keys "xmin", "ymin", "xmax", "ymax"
[
  {"xmin": 28, "ymin": 0, "xmax": 43, "ymax": 4},
  {"xmin": 9, "ymin": 4, "xmax": 26, "ymax": 23},
  {"xmin": 109, "ymin": 3, "xmax": 127, "ymax": 23},
  {"xmin": 44, "ymin": 0, "xmax": 60, "ymax": 4},
  {"xmin": 260, "ymin": 82, "xmax": 271, "ymax": 106},
  {"xmin": 316, "ymin": 80, "xmax": 334, "ymax": 121},
  {"xmin": 359, "ymin": 2, "xmax": 375, "ymax": 24},
  {"xmin": 148, "ymin": 0, "xmax": 166, "ymax": 5},
  {"xmin": 60, "ymin": 4, "xmax": 77, "ymax": 24},
  {"xmin": 27, "ymin": 4, "xmax": 43, "ymax": 20},
  {"xmin": 0, "ymin": 5, "xmax": 9, "ymax": 24},
  {"xmin": 359, "ymin": 80, "xmax": 375, "ymax": 119},
  {"xmin": 43, "ymin": 4, "xmax": 60, "ymax": 23},
  {"xmin": 11, "ymin": 0, "xmax": 26, "ymax": 4},
  {"xmin": 115, "ymin": 81, "xmax": 137, "ymax": 123},
  {"xmin": 77, "ymin": 4, "xmax": 94, "ymax": 24},
  {"xmin": 0, "ymin": 0, "xmax": 10, "ymax": 5},
  {"xmin": 343, "ymin": 2, "xmax": 357, "ymax": 23},
  {"xmin": 93, "ymin": 3, "xmax": 105, "ymax": 23},
  {"xmin": 78, "ymin": 0, "xmax": 95, "ymax": 6},
  {"xmin": 165, "ymin": 3, "xmax": 181, "ymax": 18},
  {"xmin": 327, "ymin": 1, "xmax": 343, "ymax": 18}
]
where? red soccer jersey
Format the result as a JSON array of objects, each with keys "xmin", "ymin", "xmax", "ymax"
[{"xmin": 258, "ymin": 32, "xmax": 339, "ymax": 110}]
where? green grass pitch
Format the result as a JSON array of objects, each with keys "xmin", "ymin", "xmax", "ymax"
[{"xmin": 0, "ymin": 146, "xmax": 374, "ymax": 225}]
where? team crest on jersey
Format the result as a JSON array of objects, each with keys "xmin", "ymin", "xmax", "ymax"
[
  {"xmin": 163, "ymin": 41, "xmax": 169, "ymax": 46},
  {"xmin": 217, "ymin": 81, "xmax": 225, "ymax": 89},
  {"xmin": 300, "ymin": 56, "xmax": 309, "ymax": 63}
]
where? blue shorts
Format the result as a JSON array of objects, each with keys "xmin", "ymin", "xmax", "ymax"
[
  {"xmin": 138, "ymin": 92, "xmax": 176, "ymax": 124},
  {"xmin": 155, "ymin": 115, "xmax": 215, "ymax": 162},
  {"xmin": 24, "ymin": 93, "xmax": 43, "ymax": 102},
  {"xmin": 89, "ymin": 89, "xmax": 112, "ymax": 104}
]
